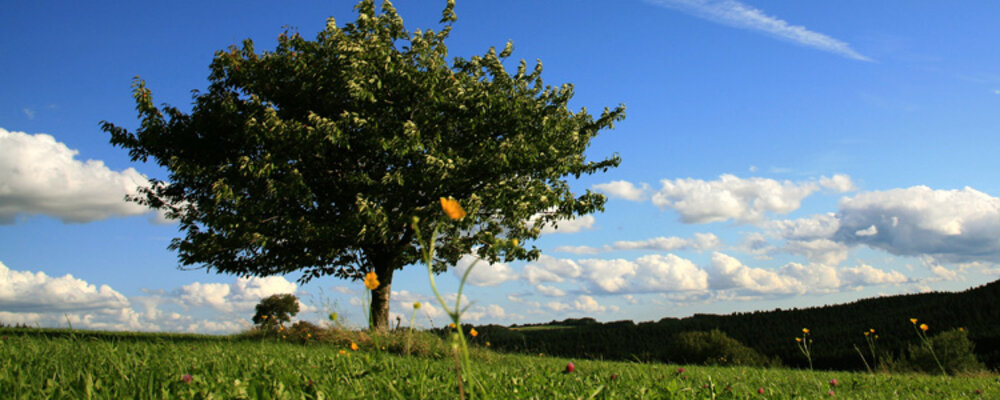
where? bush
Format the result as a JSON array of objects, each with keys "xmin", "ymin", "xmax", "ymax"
[
  {"xmin": 907, "ymin": 328, "xmax": 985, "ymax": 375},
  {"xmin": 669, "ymin": 330, "xmax": 777, "ymax": 367}
]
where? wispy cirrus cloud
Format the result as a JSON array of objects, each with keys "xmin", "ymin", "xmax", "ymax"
[{"xmin": 644, "ymin": 0, "xmax": 872, "ymax": 62}]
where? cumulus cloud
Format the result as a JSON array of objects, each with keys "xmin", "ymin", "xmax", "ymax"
[
  {"xmin": 540, "ymin": 214, "xmax": 596, "ymax": 234},
  {"xmin": 708, "ymin": 252, "xmax": 803, "ymax": 294},
  {"xmin": 767, "ymin": 213, "xmax": 840, "ymax": 240},
  {"xmin": 651, "ymin": 175, "xmax": 831, "ymax": 223},
  {"xmin": 592, "ymin": 180, "xmax": 650, "ymax": 201},
  {"xmin": 453, "ymin": 255, "xmax": 518, "ymax": 287},
  {"xmin": 0, "ymin": 128, "xmax": 152, "ymax": 224},
  {"xmin": 820, "ymin": 174, "xmax": 857, "ymax": 192},
  {"xmin": 177, "ymin": 276, "xmax": 298, "ymax": 312},
  {"xmin": 573, "ymin": 295, "xmax": 607, "ymax": 313},
  {"xmin": 835, "ymin": 186, "xmax": 1000, "ymax": 263},
  {"xmin": 576, "ymin": 254, "xmax": 709, "ymax": 293},
  {"xmin": 707, "ymin": 252, "xmax": 908, "ymax": 295},
  {"xmin": 782, "ymin": 239, "xmax": 850, "ymax": 266},
  {"xmin": 838, "ymin": 264, "xmax": 908, "ymax": 286},
  {"xmin": 0, "ymin": 261, "xmax": 151, "ymax": 331},
  {"xmin": 521, "ymin": 255, "xmax": 582, "ymax": 285},
  {"xmin": 644, "ymin": 0, "xmax": 872, "ymax": 62},
  {"xmin": 554, "ymin": 233, "xmax": 721, "ymax": 254},
  {"xmin": 535, "ymin": 284, "xmax": 567, "ymax": 297}
]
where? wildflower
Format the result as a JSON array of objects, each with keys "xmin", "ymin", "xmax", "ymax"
[
  {"xmin": 364, "ymin": 271, "xmax": 380, "ymax": 290},
  {"xmin": 470, "ymin": 328, "xmax": 478, "ymax": 337},
  {"xmin": 920, "ymin": 323, "xmax": 929, "ymax": 332},
  {"xmin": 306, "ymin": 333, "xmax": 312, "ymax": 338},
  {"xmin": 351, "ymin": 342, "xmax": 359, "ymax": 351},
  {"xmin": 610, "ymin": 374, "xmax": 618, "ymax": 380},
  {"xmin": 182, "ymin": 374, "xmax": 193, "ymax": 384},
  {"xmin": 440, "ymin": 197, "xmax": 466, "ymax": 220},
  {"xmin": 910, "ymin": 318, "xmax": 918, "ymax": 324},
  {"xmin": 282, "ymin": 335, "xmax": 286, "ymax": 339},
  {"xmin": 829, "ymin": 379, "xmax": 838, "ymax": 386},
  {"xmin": 802, "ymin": 328, "xmax": 810, "ymax": 334},
  {"xmin": 758, "ymin": 388, "xmax": 765, "ymax": 394},
  {"xmin": 413, "ymin": 301, "xmax": 421, "ymax": 310},
  {"xmin": 485, "ymin": 341, "xmax": 491, "ymax": 347},
  {"xmin": 864, "ymin": 331, "xmax": 870, "ymax": 336},
  {"xmin": 381, "ymin": 346, "xmax": 386, "ymax": 350},
  {"xmin": 262, "ymin": 315, "xmax": 268, "ymax": 320},
  {"xmin": 449, "ymin": 323, "xmax": 456, "ymax": 329},
  {"xmin": 329, "ymin": 312, "xmax": 338, "ymax": 321},
  {"xmin": 564, "ymin": 362, "xmax": 575, "ymax": 373},
  {"xmin": 870, "ymin": 328, "xmax": 875, "ymax": 333},
  {"xmin": 307, "ymin": 379, "xmax": 314, "ymax": 386},
  {"xmin": 828, "ymin": 390, "xmax": 835, "ymax": 396},
  {"xmin": 796, "ymin": 337, "xmax": 802, "ymax": 342},
  {"xmin": 676, "ymin": 367, "xmax": 685, "ymax": 374},
  {"xmin": 339, "ymin": 350, "xmax": 346, "ymax": 355}
]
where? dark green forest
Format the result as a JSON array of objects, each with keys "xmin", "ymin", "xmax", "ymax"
[{"xmin": 468, "ymin": 279, "xmax": 1000, "ymax": 371}]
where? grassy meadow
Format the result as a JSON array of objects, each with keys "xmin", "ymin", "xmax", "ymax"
[{"xmin": 2, "ymin": 328, "xmax": 997, "ymax": 399}]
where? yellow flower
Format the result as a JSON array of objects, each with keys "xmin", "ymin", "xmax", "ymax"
[
  {"xmin": 339, "ymin": 350, "xmax": 346, "ymax": 355},
  {"xmin": 364, "ymin": 271, "xmax": 380, "ymax": 290},
  {"xmin": 282, "ymin": 335, "xmax": 286, "ymax": 339},
  {"xmin": 329, "ymin": 312, "xmax": 338, "ymax": 321},
  {"xmin": 351, "ymin": 342, "xmax": 359, "ymax": 351},
  {"xmin": 449, "ymin": 323, "xmax": 456, "ymax": 329},
  {"xmin": 920, "ymin": 323, "xmax": 929, "ymax": 332},
  {"xmin": 486, "ymin": 341, "xmax": 491, "ymax": 347},
  {"xmin": 870, "ymin": 329, "xmax": 875, "ymax": 333},
  {"xmin": 802, "ymin": 328, "xmax": 810, "ymax": 334},
  {"xmin": 261, "ymin": 315, "xmax": 268, "ymax": 320},
  {"xmin": 440, "ymin": 197, "xmax": 466, "ymax": 220},
  {"xmin": 795, "ymin": 338, "xmax": 802, "ymax": 343},
  {"xmin": 864, "ymin": 332, "xmax": 870, "ymax": 336},
  {"xmin": 306, "ymin": 333, "xmax": 312, "ymax": 338},
  {"xmin": 413, "ymin": 302, "xmax": 421, "ymax": 310},
  {"xmin": 470, "ymin": 328, "xmax": 478, "ymax": 337},
  {"xmin": 910, "ymin": 318, "xmax": 918, "ymax": 324}
]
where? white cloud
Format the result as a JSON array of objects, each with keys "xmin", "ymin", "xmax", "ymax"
[
  {"xmin": 820, "ymin": 174, "xmax": 857, "ymax": 192},
  {"xmin": 535, "ymin": 284, "xmax": 567, "ymax": 297},
  {"xmin": 552, "ymin": 245, "xmax": 603, "ymax": 255},
  {"xmin": 782, "ymin": 239, "xmax": 850, "ymax": 266},
  {"xmin": 0, "ymin": 261, "xmax": 150, "ymax": 331},
  {"xmin": 592, "ymin": 180, "xmax": 650, "ymax": 201},
  {"xmin": 177, "ymin": 276, "xmax": 298, "ymax": 312},
  {"xmin": 546, "ymin": 301, "xmax": 570, "ymax": 312},
  {"xmin": 521, "ymin": 255, "xmax": 582, "ymax": 284},
  {"xmin": 835, "ymin": 186, "xmax": 1000, "ymax": 262},
  {"xmin": 838, "ymin": 264, "xmax": 908, "ymax": 286},
  {"xmin": 453, "ymin": 255, "xmax": 518, "ymax": 287},
  {"xmin": 768, "ymin": 213, "xmax": 840, "ymax": 240},
  {"xmin": 644, "ymin": 0, "xmax": 872, "ymax": 62},
  {"xmin": 855, "ymin": 225, "xmax": 877, "ymax": 237},
  {"xmin": 708, "ymin": 252, "xmax": 802, "ymax": 294},
  {"xmin": 651, "ymin": 174, "xmax": 823, "ymax": 223},
  {"xmin": 540, "ymin": 214, "xmax": 595, "ymax": 234},
  {"xmin": 576, "ymin": 254, "xmax": 708, "ymax": 293},
  {"xmin": 0, "ymin": 128, "xmax": 152, "ymax": 223},
  {"xmin": 634, "ymin": 254, "xmax": 709, "ymax": 291},
  {"xmin": 578, "ymin": 258, "xmax": 637, "ymax": 293},
  {"xmin": 22, "ymin": 109, "xmax": 35, "ymax": 119},
  {"xmin": 573, "ymin": 295, "xmax": 607, "ymax": 313},
  {"xmin": 612, "ymin": 232, "xmax": 721, "ymax": 252}
]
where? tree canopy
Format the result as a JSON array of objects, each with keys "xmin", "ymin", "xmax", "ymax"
[{"xmin": 101, "ymin": 0, "xmax": 624, "ymax": 330}]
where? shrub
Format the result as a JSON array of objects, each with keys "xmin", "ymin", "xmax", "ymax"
[
  {"xmin": 907, "ymin": 328, "xmax": 985, "ymax": 375},
  {"xmin": 669, "ymin": 330, "xmax": 777, "ymax": 367}
]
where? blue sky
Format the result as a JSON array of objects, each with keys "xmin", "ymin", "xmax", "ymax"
[{"xmin": 3, "ymin": 0, "xmax": 1000, "ymax": 333}]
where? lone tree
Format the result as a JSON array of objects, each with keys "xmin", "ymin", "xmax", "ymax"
[
  {"xmin": 252, "ymin": 293, "xmax": 300, "ymax": 331},
  {"xmin": 102, "ymin": 0, "xmax": 624, "ymax": 331}
]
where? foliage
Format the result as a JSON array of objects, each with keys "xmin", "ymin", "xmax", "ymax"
[
  {"xmin": 251, "ymin": 293, "xmax": 300, "ymax": 331},
  {"xmin": 100, "ymin": 0, "xmax": 623, "ymax": 331},
  {"xmin": 669, "ymin": 330, "xmax": 778, "ymax": 367},
  {"xmin": 477, "ymin": 279, "xmax": 1000, "ymax": 371},
  {"xmin": 905, "ymin": 328, "xmax": 986, "ymax": 375},
  {"xmin": 3, "ymin": 329, "xmax": 997, "ymax": 399}
]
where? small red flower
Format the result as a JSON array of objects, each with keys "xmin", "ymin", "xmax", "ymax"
[
  {"xmin": 564, "ymin": 362, "xmax": 575, "ymax": 373},
  {"xmin": 829, "ymin": 378, "xmax": 838, "ymax": 386},
  {"xmin": 758, "ymin": 388, "xmax": 765, "ymax": 394},
  {"xmin": 828, "ymin": 390, "xmax": 835, "ymax": 396},
  {"xmin": 181, "ymin": 374, "xmax": 193, "ymax": 384},
  {"xmin": 610, "ymin": 374, "xmax": 617, "ymax": 380},
  {"xmin": 676, "ymin": 367, "xmax": 685, "ymax": 374}
]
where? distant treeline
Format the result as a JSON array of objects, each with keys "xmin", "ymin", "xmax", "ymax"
[{"xmin": 470, "ymin": 279, "xmax": 1000, "ymax": 371}]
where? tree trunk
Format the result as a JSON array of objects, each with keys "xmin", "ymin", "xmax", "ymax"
[{"xmin": 369, "ymin": 264, "xmax": 394, "ymax": 332}]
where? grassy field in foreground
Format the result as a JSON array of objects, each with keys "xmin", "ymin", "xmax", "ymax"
[{"xmin": 1, "ymin": 330, "xmax": 997, "ymax": 399}]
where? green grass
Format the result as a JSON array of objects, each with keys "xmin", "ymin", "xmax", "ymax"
[{"xmin": 1, "ymin": 329, "xmax": 997, "ymax": 399}]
